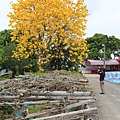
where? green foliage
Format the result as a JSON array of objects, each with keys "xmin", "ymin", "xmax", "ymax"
[
  {"xmin": 27, "ymin": 104, "xmax": 47, "ymax": 114},
  {"xmin": 0, "ymin": 72, "xmax": 12, "ymax": 81},
  {"xmin": 0, "ymin": 106, "xmax": 14, "ymax": 119},
  {"xmin": 86, "ymin": 33, "xmax": 120, "ymax": 60},
  {"xmin": 27, "ymin": 71, "xmax": 46, "ymax": 77},
  {"xmin": 0, "ymin": 29, "xmax": 40, "ymax": 77},
  {"xmin": 56, "ymin": 69, "xmax": 83, "ymax": 76},
  {"xmin": 0, "ymin": 29, "xmax": 12, "ymax": 69},
  {"xmin": 109, "ymin": 36, "xmax": 120, "ymax": 58}
]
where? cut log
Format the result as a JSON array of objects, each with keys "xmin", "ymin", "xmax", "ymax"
[
  {"xmin": 79, "ymin": 79, "xmax": 89, "ymax": 83},
  {"xmin": 66, "ymin": 100, "xmax": 95, "ymax": 110},
  {"xmin": 0, "ymin": 90, "xmax": 91, "ymax": 96},
  {"xmin": 32, "ymin": 107, "xmax": 97, "ymax": 120},
  {"xmin": 25, "ymin": 108, "xmax": 59, "ymax": 119},
  {"xmin": 0, "ymin": 101, "xmax": 60, "ymax": 106},
  {"xmin": 0, "ymin": 96, "xmax": 96, "ymax": 101},
  {"xmin": 38, "ymin": 91, "xmax": 91, "ymax": 96}
]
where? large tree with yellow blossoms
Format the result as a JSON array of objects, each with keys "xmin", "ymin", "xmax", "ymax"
[{"xmin": 8, "ymin": 0, "xmax": 89, "ymax": 71}]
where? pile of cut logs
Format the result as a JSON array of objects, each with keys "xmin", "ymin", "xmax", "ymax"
[{"xmin": 0, "ymin": 71, "xmax": 98, "ymax": 120}]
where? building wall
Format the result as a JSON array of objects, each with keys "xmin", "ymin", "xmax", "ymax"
[
  {"xmin": 84, "ymin": 60, "xmax": 119, "ymax": 74},
  {"xmin": 85, "ymin": 65, "xmax": 119, "ymax": 74}
]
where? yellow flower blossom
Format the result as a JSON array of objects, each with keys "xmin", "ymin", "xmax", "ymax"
[{"xmin": 8, "ymin": 0, "xmax": 88, "ymax": 70}]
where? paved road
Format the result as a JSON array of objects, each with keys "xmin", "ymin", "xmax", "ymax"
[{"xmin": 84, "ymin": 74, "xmax": 120, "ymax": 120}]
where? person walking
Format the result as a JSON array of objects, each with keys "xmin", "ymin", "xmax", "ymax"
[{"xmin": 97, "ymin": 67, "xmax": 105, "ymax": 94}]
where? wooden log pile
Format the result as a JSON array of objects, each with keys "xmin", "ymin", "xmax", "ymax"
[{"xmin": 0, "ymin": 71, "xmax": 98, "ymax": 120}]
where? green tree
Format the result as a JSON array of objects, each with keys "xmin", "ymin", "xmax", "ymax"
[
  {"xmin": 0, "ymin": 29, "xmax": 31, "ymax": 77},
  {"xmin": 108, "ymin": 36, "xmax": 120, "ymax": 58},
  {"xmin": 86, "ymin": 33, "xmax": 120, "ymax": 60},
  {"xmin": 0, "ymin": 29, "xmax": 12, "ymax": 69}
]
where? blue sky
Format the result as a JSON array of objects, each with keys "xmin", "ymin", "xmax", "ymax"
[{"xmin": 0, "ymin": 0, "xmax": 120, "ymax": 39}]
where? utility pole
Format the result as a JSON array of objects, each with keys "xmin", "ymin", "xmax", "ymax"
[{"xmin": 102, "ymin": 44, "xmax": 106, "ymax": 68}]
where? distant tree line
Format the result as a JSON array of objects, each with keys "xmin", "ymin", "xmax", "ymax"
[{"xmin": 86, "ymin": 33, "xmax": 120, "ymax": 60}]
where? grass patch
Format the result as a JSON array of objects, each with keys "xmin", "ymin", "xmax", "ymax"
[
  {"xmin": 0, "ymin": 74, "xmax": 12, "ymax": 81},
  {"xmin": 26, "ymin": 71, "xmax": 46, "ymax": 77},
  {"xmin": 27, "ymin": 70, "xmax": 83, "ymax": 77},
  {"xmin": 27, "ymin": 104, "xmax": 47, "ymax": 113},
  {"xmin": 59, "ymin": 69, "xmax": 83, "ymax": 76}
]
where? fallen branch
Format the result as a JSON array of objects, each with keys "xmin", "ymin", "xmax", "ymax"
[
  {"xmin": 0, "ymin": 96, "xmax": 96, "ymax": 101},
  {"xmin": 66, "ymin": 99, "xmax": 95, "ymax": 110},
  {"xmin": 0, "ymin": 90, "xmax": 91, "ymax": 96},
  {"xmin": 0, "ymin": 101, "xmax": 60, "ymax": 106},
  {"xmin": 33, "ymin": 107, "xmax": 98, "ymax": 120}
]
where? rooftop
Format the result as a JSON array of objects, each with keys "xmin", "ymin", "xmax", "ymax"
[{"xmin": 85, "ymin": 59, "xmax": 119, "ymax": 65}]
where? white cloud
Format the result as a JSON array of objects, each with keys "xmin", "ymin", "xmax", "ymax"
[
  {"xmin": 0, "ymin": 1, "xmax": 10, "ymax": 30},
  {"xmin": 85, "ymin": 0, "xmax": 120, "ymax": 38},
  {"xmin": 0, "ymin": 0, "xmax": 17, "ymax": 30}
]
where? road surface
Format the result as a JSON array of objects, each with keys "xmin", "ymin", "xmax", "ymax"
[{"xmin": 84, "ymin": 74, "xmax": 120, "ymax": 120}]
